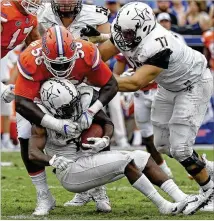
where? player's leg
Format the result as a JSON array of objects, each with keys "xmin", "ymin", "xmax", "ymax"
[
  {"xmin": 1, "ymin": 100, "xmax": 14, "ymax": 150},
  {"xmin": 135, "ymin": 89, "xmax": 172, "ymax": 177},
  {"xmin": 169, "ymin": 69, "xmax": 214, "ymax": 212},
  {"xmin": 56, "ymin": 151, "xmax": 186, "ymax": 215},
  {"xmin": 108, "ymin": 92, "xmax": 130, "ymax": 148},
  {"xmin": 16, "ymin": 113, "xmax": 55, "ymax": 215}
]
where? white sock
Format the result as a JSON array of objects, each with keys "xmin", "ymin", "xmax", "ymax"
[
  {"xmin": 161, "ymin": 179, "xmax": 187, "ymax": 202},
  {"xmin": 159, "ymin": 160, "xmax": 168, "ymax": 169},
  {"xmin": 201, "ymin": 178, "xmax": 214, "ymax": 192},
  {"xmin": 30, "ymin": 170, "xmax": 49, "ymax": 195},
  {"xmin": 132, "ymin": 174, "xmax": 169, "ymax": 208},
  {"xmin": 2, "ymin": 133, "xmax": 10, "ymax": 142}
]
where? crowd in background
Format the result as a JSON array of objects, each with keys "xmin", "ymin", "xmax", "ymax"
[{"xmin": 1, "ymin": 0, "xmax": 214, "ymax": 150}]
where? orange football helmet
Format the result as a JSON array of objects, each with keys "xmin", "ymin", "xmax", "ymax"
[
  {"xmin": 18, "ymin": 0, "xmax": 44, "ymax": 15},
  {"xmin": 42, "ymin": 25, "xmax": 78, "ymax": 79}
]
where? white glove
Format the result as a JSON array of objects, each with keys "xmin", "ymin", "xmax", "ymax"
[
  {"xmin": 78, "ymin": 109, "xmax": 94, "ymax": 131},
  {"xmin": 82, "ymin": 136, "xmax": 110, "ymax": 153},
  {"xmin": 1, "ymin": 83, "xmax": 15, "ymax": 103},
  {"xmin": 120, "ymin": 68, "xmax": 135, "ymax": 78},
  {"xmin": 49, "ymin": 155, "xmax": 73, "ymax": 170},
  {"xmin": 41, "ymin": 114, "xmax": 78, "ymax": 137}
]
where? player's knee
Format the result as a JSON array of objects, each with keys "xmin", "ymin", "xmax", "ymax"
[
  {"xmin": 131, "ymin": 150, "xmax": 150, "ymax": 171},
  {"xmin": 180, "ymin": 151, "xmax": 205, "ymax": 176},
  {"xmin": 137, "ymin": 122, "xmax": 153, "ymax": 138}
]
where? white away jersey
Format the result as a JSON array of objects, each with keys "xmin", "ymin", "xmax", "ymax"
[
  {"xmin": 38, "ymin": 4, "xmax": 109, "ymax": 39},
  {"xmin": 37, "ymin": 86, "xmax": 95, "ymax": 160},
  {"xmin": 111, "ymin": 23, "xmax": 207, "ymax": 92}
]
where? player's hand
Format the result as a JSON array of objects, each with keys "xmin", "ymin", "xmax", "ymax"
[
  {"xmin": 49, "ymin": 155, "xmax": 73, "ymax": 170},
  {"xmin": 1, "ymin": 84, "xmax": 15, "ymax": 103},
  {"xmin": 78, "ymin": 109, "xmax": 94, "ymax": 131},
  {"xmin": 80, "ymin": 25, "xmax": 101, "ymax": 37},
  {"xmin": 82, "ymin": 136, "xmax": 110, "ymax": 153},
  {"xmin": 120, "ymin": 68, "xmax": 135, "ymax": 78},
  {"xmin": 57, "ymin": 119, "xmax": 78, "ymax": 137}
]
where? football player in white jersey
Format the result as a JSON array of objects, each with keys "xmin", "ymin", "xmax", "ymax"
[
  {"xmin": 37, "ymin": 0, "xmax": 112, "ymax": 210},
  {"xmin": 29, "ymin": 79, "xmax": 210, "ymax": 216},
  {"xmin": 38, "ymin": 0, "xmax": 111, "ymax": 41},
  {"xmin": 96, "ymin": 2, "xmax": 214, "ymax": 211}
]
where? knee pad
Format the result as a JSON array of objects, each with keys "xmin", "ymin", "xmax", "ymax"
[
  {"xmin": 131, "ymin": 150, "xmax": 151, "ymax": 171},
  {"xmin": 137, "ymin": 122, "xmax": 153, "ymax": 138},
  {"xmin": 180, "ymin": 152, "xmax": 205, "ymax": 176}
]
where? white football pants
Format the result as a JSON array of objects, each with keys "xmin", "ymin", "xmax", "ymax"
[
  {"xmin": 56, "ymin": 150, "xmax": 150, "ymax": 193},
  {"xmin": 151, "ymin": 69, "xmax": 213, "ymax": 162}
]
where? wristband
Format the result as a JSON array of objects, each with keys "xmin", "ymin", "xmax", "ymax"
[
  {"xmin": 41, "ymin": 114, "xmax": 59, "ymax": 131},
  {"xmin": 88, "ymin": 100, "xmax": 104, "ymax": 115},
  {"xmin": 49, "ymin": 154, "xmax": 56, "ymax": 166},
  {"xmin": 100, "ymin": 33, "xmax": 111, "ymax": 42}
]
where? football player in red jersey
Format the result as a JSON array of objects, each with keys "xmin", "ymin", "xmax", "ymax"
[
  {"xmin": 15, "ymin": 25, "xmax": 118, "ymax": 215},
  {"xmin": 1, "ymin": 0, "xmax": 43, "ymax": 103}
]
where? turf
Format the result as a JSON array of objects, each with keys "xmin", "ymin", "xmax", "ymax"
[{"xmin": 1, "ymin": 149, "xmax": 214, "ymax": 220}]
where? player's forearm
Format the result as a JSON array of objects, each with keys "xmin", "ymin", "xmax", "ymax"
[
  {"xmin": 15, "ymin": 95, "xmax": 45, "ymax": 125},
  {"xmin": 98, "ymin": 75, "xmax": 118, "ymax": 107},
  {"xmin": 29, "ymin": 137, "xmax": 51, "ymax": 167},
  {"xmin": 115, "ymin": 75, "xmax": 142, "ymax": 92}
]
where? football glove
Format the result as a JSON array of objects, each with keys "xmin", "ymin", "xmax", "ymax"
[
  {"xmin": 80, "ymin": 25, "xmax": 110, "ymax": 43},
  {"xmin": 82, "ymin": 136, "xmax": 110, "ymax": 153},
  {"xmin": 1, "ymin": 84, "xmax": 15, "ymax": 103},
  {"xmin": 49, "ymin": 155, "xmax": 73, "ymax": 170},
  {"xmin": 41, "ymin": 114, "xmax": 78, "ymax": 137},
  {"xmin": 120, "ymin": 68, "xmax": 135, "ymax": 78},
  {"xmin": 78, "ymin": 109, "xmax": 94, "ymax": 131}
]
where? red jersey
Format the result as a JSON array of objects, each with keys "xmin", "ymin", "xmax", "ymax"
[
  {"xmin": 202, "ymin": 30, "xmax": 214, "ymax": 71},
  {"xmin": 1, "ymin": 0, "xmax": 38, "ymax": 58},
  {"xmin": 115, "ymin": 53, "xmax": 157, "ymax": 91},
  {"xmin": 15, "ymin": 39, "xmax": 112, "ymax": 100}
]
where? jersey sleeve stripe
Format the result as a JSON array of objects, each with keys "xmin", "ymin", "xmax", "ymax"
[
  {"xmin": 17, "ymin": 58, "xmax": 34, "ymax": 81},
  {"xmin": 0, "ymin": 12, "xmax": 8, "ymax": 22},
  {"xmin": 92, "ymin": 48, "xmax": 101, "ymax": 70}
]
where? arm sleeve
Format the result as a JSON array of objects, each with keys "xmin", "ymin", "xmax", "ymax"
[
  {"xmin": 15, "ymin": 73, "xmax": 40, "ymax": 100},
  {"xmin": 144, "ymin": 49, "xmax": 172, "ymax": 69}
]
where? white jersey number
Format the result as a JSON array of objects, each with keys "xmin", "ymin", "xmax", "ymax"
[{"xmin": 7, "ymin": 26, "xmax": 34, "ymax": 49}]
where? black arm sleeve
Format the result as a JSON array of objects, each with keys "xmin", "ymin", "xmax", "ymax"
[
  {"xmin": 144, "ymin": 49, "xmax": 172, "ymax": 69},
  {"xmin": 15, "ymin": 95, "xmax": 45, "ymax": 125},
  {"xmin": 98, "ymin": 75, "xmax": 118, "ymax": 107},
  {"xmin": 93, "ymin": 109, "xmax": 114, "ymax": 139}
]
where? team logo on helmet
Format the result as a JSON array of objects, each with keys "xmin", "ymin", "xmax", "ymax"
[{"xmin": 131, "ymin": 8, "xmax": 152, "ymax": 28}]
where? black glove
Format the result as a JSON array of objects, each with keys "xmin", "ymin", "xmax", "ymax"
[{"xmin": 80, "ymin": 25, "xmax": 101, "ymax": 37}]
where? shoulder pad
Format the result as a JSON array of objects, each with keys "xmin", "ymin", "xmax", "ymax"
[
  {"xmin": 78, "ymin": 40, "xmax": 101, "ymax": 70},
  {"xmin": 138, "ymin": 25, "xmax": 171, "ymax": 63},
  {"xmin": 17, "ymin": 40, "xmax": 42, "ymax": 81}
]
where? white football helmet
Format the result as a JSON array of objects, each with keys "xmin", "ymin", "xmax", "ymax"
[
  {"xmin": 112, "ymin": 2, "xmax": 156, "ymax": 51},
  {"xmin": 40, "ymin": 78, "xmax": 82, "ymax": 120},
  {"xmin": 18, "ymin": 0, "xmax": 44, "ymax": 15}
]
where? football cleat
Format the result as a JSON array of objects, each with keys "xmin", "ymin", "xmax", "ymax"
[
  {"xmin": 183, "ymin": 188, "xmax": 214, "ymax": 215},
  {"xmin": 64, "ymin": 192, "xmax": 92, "ymax": 207},
  {"xmin": 89, "ymin": 186, "xmax": 112, "ymax": 213},
  {"xmin": 32, "ymin": 190, "xmax": 56, "ymax": 216},
  {"xmin": 158, "ymin": 200, "xmax": 187, "ymax": 215}
]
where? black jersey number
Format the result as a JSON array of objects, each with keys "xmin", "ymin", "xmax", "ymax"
[
  {"xmin": 96, "ymin": 6, "xmax": 108, "ymax": 16},
  {"xmin": 155, "ymin": 37, "xmax": 168, "ymax": 48}
]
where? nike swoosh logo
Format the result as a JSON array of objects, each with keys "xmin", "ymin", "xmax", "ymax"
[
  {"xmin": 172, "ymin": 207, "xmax": 178, "ymax": 213},
  {"xmin": 64, "ymin": 125, "xmax": 69, "ymax": 135}
]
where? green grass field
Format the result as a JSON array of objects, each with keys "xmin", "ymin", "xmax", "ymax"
[{"xmin": 1, "ymin": 149, "xmax": 214, "ymax": 220}]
